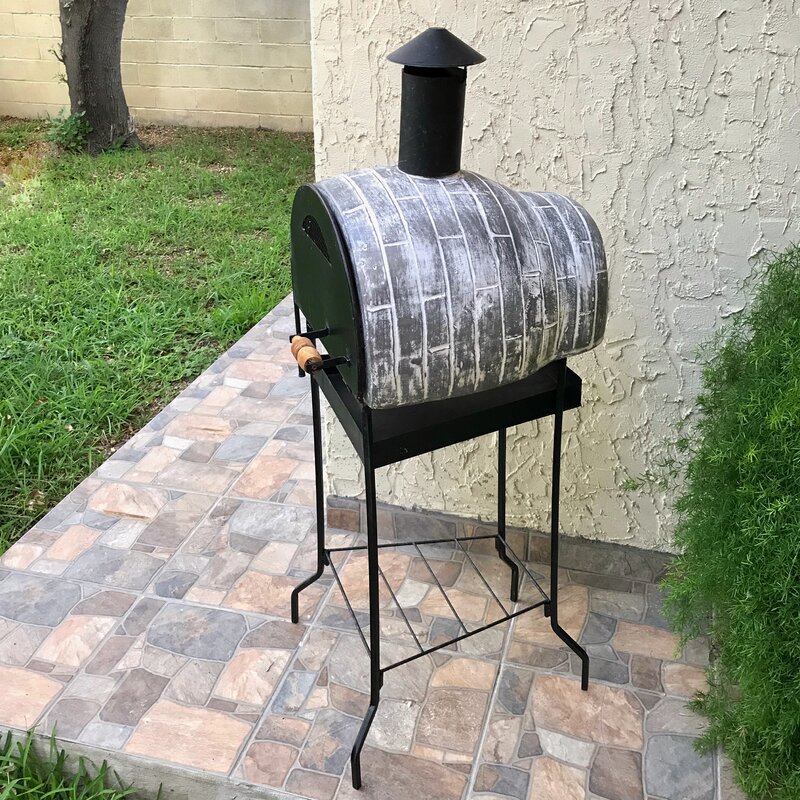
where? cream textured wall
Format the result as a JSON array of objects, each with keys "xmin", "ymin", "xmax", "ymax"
[
  {"xmin": 313, "ymin": 0, "xmax": 800, "ymax": 551},
  {"xmin": 0, "ymin": 0, "xmax": 311, "ymax": 132}
]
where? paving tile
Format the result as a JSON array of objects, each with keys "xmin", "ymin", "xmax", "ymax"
[
  {"xmin": 79, "ymin": 721, "xmax": 132, "ymax": 749},
  {"xmin": 36, "ymin": 616, "xmax": 116, "ymax": 667},
  {"xmin": 241, "ymin": 740, "xmax": 298, "ymax": 786},
  {"xmin": 329, "ymin": 638, "xmax": 434, "ymax": 703},
  {"xmin": 63, "ymin": 674, "xmax": 118, "ymax": 704},
  {"xmin": 417, "ymin": 688, "xmax": 487, "ymax": 753},
  {"xmin": 121, "ymin": 598, "xmax": 164, "ymax": 635},
  {"xmin": 0, "ymin": 624, "xmax": 50, "ymax": 665},
  {"xmin": 228, "ymin": 501, "xmax": 315, "ymax": 551},
  {"xmin": 126, "ymin": 446, "xmax": 181, "ymax": 483},
  {"xmin": 662, "ymin": 662, "xmax": 707, "ymax": 698},
  {"xmin": 242, "ymin": 618, "xmax": 306, "ymax": 649},
  {"xmin": 336, "ymin": 747, "xmax": 466, "ymax": 800},
  {"xmin": 196, "ymin": 550, "xmax": 252, "ymax": 590},
  {"xmin": 430, "ymin": 656, "xmax": 496, "ymax": 691},
  {"xmin": 496, "ymin": 665, "xmax": 534, "ymax": 716},
  {"xmin": 230, "ymin": 455, "xmax": 298, "ymax": 499},
  {"xmin": 65, "ymin": 546, "xmax": 163, "ymax": 591},
  {"xmin": 419, "ymin": 586, "xmax": 487, "ymax": 623},
  {"xmin": 529, "ymin": 756, "xmax": 585, "ymax": 800},
  {"xmin": 155, "ymin": 459, "xmax": 239, "ymax": 493},
  {"xmin": 141, "ymin": 644, "xmax": 187, "ymax": 677},
  {"xmin": 215, "ymin": 648, "xmax": 291, "ymax": 705},
  {"xmin": 514, "ymin": 584, "xmax": 587, "ymax": 647},
  {"xmin": 581, "ymin": 613, "xmax": 617, "ymax": 645},
  {"xmin": 645, "ymin": 734, "xmax": 714, "ymax": 800},
  {"xmin": 299, "ymin": 707, "xmax": 361, "ymax": 775},
  {"xmin": 126, "ymin": 699, "xmax": 250, "ymax": 773},
  {"xmin": 506, "ymin": 641, "xmax": 567, "ymax": 669},
  {"xmin": 147, "ymin": 604, "xmax": 247, "ymax": 660},
  {"xmin": 371, "ymin": 698, "xmax": 420, "ymax": 751},
  {"xmin": 44, "ymin": 525, "xmax": 99, "ymax": 562},
  {"xmin": 43, "ymin": 697, "xmax": 100, "ymax": 740},
  {"xmin": 215, "ymin": 434, "xmax": 269, "ymax": 461},
  {"xmin": 538, "ymin": 728, "xmax": 595, "ymax": 767},
  {"xmin": 164, "ymin": 413, "xmax": 236, "ymax": 443},
  {"xmin": 285, "ymin": 768, "xmax": 340, "ymax": 800},
  {"xmin": 643, "ymin": 583, "xmax": 671, "ymax": 630},
  {"xmin": 85, "ymin": 635, "xmax": 136, "ymax": 675},
  {"xmin": 87, "ymin": 483, "xmax": 168, "ymax": 521},
  {"xmin": 589, "ymin": 746, "xmax": 642, "ymax": 800},
  {"xmin": 589, "ymin": 589, "xmax": 645, "ymax": 621},
  {"xmin": 630, "ymin": 655, "xmax": 663, "ymax": 691},
  {"xmin": 577, "ymin": 653, "xmax": 630, "ymax": 685},
  {"xmin": 73, "ymin": 590, "xmax": 137, "ymax": 617},
  {"xmin": 0, "ymin": 666, "xmax": 63, "ymax": 728},
  {"xmin": 474, "ymin": 763, "xmax": 530, "ymax": 799},
  {"xmin": 137, "ymin": 494, "xmax": 215, "ymax": 548},
  {"xmin": 181, "ymin": 441, "xmax": 218, "ymax": 463},
  {"xmin": 481, "ymin": 714, "xmax": 522, "ymax": 764},
  {"xmin": 225, "ymin": 571, "xmax": 323, "ymax": 619},
  {"xmin": 226, "ymin": 359, "xmax": 286, "ymax": 383},
  {"xmin": 532, "ymin": 674, "xmax": 644, "ymax": 749},
  {"xmin": 613, "ymin": 622, "xmax": 680, "ymax": 660},
  {"xmin": 256, "ymin": 714, "xmax": 311, "ymax": 747},
  {"xmin": 329, "ymin": 682, "xmax": 369, "ymax": 717},
  {"xmin": 100, "ymin": 667, "xmax": 169, "ymax": 725},
  {"xmin": 0, "ymin": 573, "xmax": 81, "ymax": 626},
  {"xmin": 294, "ymin": 629, "xmax": 338, "ymax": 673},
  {"xmin": 646, "ymin": 697, "xmax": 706, "ymax": 736},
  {"xmin": 518, "ymin": 731, "xmax": 542, "ymax": 758},
  {"xmin": 100, "ymin": 520, "xmax": 146, "ymax": 550},
  {"xmin": 271, "ymin": 670, "xmax": 317, "ymax": 713},
  {"xmin": 165, "ymin": 660, "xmax": 223, "ymax": 705},
  {"xmin": 152, "ymin": 570, "xmax": 198, "ymax": 598}
]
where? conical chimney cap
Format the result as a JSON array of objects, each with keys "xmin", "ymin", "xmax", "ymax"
[{"xmin": 387, "ymin": 27, "xmax": 485, "ymax": 68}]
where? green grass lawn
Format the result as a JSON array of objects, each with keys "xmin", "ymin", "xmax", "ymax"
[
  {"xmin": 1, "ymin": 731, "xmax": 138, "ymax": 800},
  {"xmin": 0, "ymin": 119, "xmax": 313, "ymax": 554}
]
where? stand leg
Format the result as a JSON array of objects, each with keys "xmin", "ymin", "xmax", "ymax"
[
  {"xmin": 351, "ymin": 408, "xmax": 381, "ymax": 790},
  {"xmin": 291, "ymin": 375, "xmax": 326, "ymax": 624},
  {"xmin": 548, "ymin": 361, "xmax": 590, "ymax": 690},
  {"xmin": 495, "ymin": 428, "xmax": 520, "ymax": 602}
]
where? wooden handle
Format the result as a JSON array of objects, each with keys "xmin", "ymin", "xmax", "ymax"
[{"xmin": 291, "ymin": 336, "xmax": 323, "ymax": 374}]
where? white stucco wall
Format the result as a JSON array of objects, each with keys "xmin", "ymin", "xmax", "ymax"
[{"xmin": 311, "ymin": 0, "xmax": 799, "ymax": 551}]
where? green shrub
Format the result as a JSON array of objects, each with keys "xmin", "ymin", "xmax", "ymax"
[
  {"xmin": 664, "ymin": 244, "xmax": 800, "ymax": 799},
  {"xmin": 45, "ymin": 111, "xmax": 91, "ymax": 153}
]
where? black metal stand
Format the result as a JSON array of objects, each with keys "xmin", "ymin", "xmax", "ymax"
[{"xmin": 290, "ymin": 325, "xmax": 589, "ymax": 791}]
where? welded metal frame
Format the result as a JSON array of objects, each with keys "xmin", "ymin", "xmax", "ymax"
[{"xmin": 289, "ymin": 321, "xmax": 590, "ymax": 791}]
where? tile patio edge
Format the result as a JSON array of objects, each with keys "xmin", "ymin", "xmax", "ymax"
[{"xmin": 0, "ymin": 723, "xmax": 305, "ymax": 800}]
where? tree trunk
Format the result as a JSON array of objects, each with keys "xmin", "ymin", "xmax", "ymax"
[{"xmin": 59, "ymin": 0, "xmax": 140, "ymax": 153}]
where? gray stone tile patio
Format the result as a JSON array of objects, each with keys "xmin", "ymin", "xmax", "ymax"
[{"xmin": 0, "ymin": 297, "xmax": 742, "ymax": 800}]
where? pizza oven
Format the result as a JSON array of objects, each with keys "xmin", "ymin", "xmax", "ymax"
[{"xmin": 289, "ymin": 26, "xmax": 607, "ymax": 408}]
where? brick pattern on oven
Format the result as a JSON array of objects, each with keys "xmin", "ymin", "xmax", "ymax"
[{"xmin": 316, "ymin": 166, "xmax": 607, "ymax": 409}]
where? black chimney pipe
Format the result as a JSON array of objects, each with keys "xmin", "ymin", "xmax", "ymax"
[{"xmin": 387, "ymin": 28, "xmax": 485, "ymax": 179}]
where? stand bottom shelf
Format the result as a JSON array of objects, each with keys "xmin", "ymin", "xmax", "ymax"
[{"xmin": 325, "ymin": 533, "xmax": 550, "ymax": 674}]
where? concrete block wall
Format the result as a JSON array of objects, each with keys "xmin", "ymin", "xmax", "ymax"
[{"xmin": 0, "ymin": 0, "xmax": 312, "ymax": 132}]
